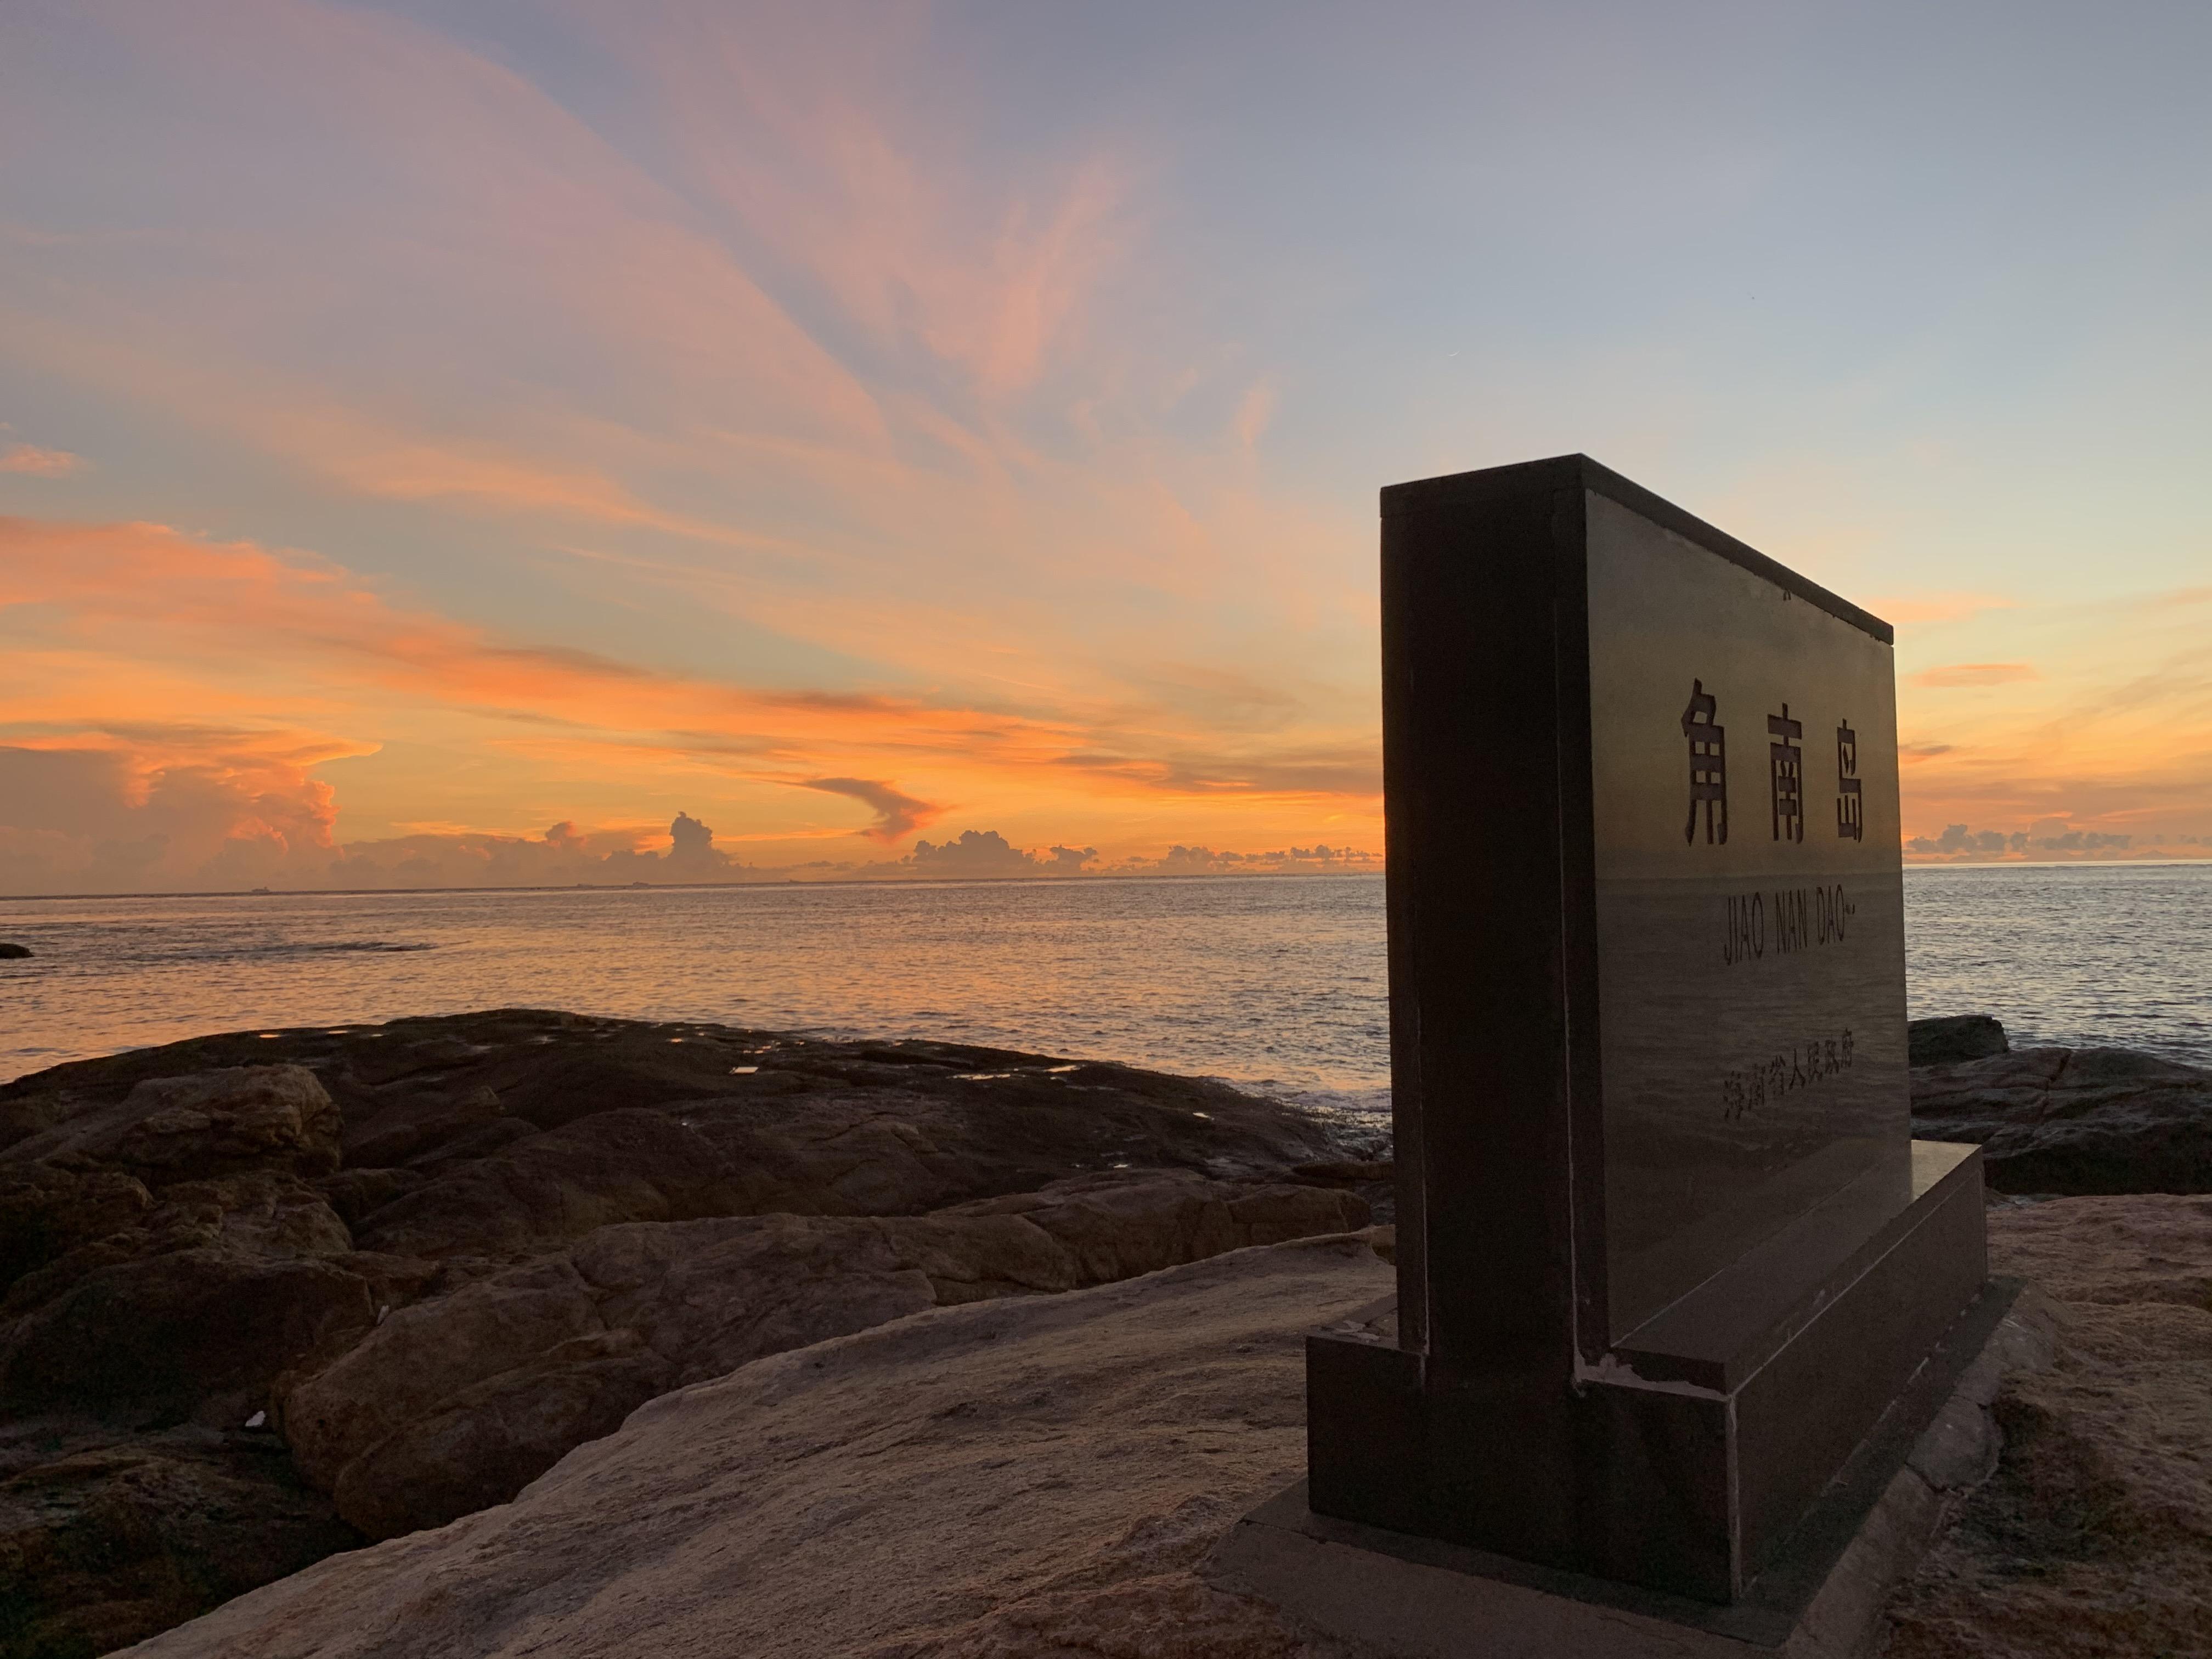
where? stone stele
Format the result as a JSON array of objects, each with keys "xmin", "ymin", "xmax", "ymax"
[{"xmin": 1294, "ymin": 455, "xmax": 1990, "ymax": 1625}]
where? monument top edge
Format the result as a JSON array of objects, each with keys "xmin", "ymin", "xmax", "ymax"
[{"xmin": 1379, "ymin": 453, "xmax": 1894, "ymax": 646}]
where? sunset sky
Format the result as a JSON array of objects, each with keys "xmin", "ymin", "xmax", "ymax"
[{"xmin": 3, "ymin": 1, "xmax": 2208, "ymax": 894}]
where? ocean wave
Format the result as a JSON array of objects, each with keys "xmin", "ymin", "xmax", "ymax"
[{"xmin": 153, "ymin": 939, "xmax": 438, "ymax": 962}]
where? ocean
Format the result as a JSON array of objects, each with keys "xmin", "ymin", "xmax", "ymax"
[{"xmin": 3, "ymin": 866, "xmax": 2207, "ymax": 1117}]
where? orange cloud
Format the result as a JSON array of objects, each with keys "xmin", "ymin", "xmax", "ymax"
[
  {"xmin": 1907, "ymin": 662, "xmax": 2041, "ymax": 689},
  {"xmin": 1869, "ymin": 591, "xmax": 2013, "ymax": 626},
  {"xmin": 800, "ymin": 777, "xmax": 941, "ymax": 842}
]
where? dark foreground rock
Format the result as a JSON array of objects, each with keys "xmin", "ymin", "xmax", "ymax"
[
  {"xmin": 0, "ymin": 945, "xmax": 29, "ymax": 961},
  {"xmin": 1912, "ymin": 1045, "xmax": 2212, "ymax": 1194},
  {"xmin": 0, "ymin": 1011, "xmax": 1364, "ymax": 1655},
  {"xmin": 1909, "ymin": 1013, "xmax": 2010, "ymax": 1068},
  {"xmin": 0, "ymin": 1420, "xmax": 359, "ymax": 1659}
]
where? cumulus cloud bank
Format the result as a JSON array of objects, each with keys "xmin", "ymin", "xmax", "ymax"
[
  {"xmin": 1904, "ymin": 822, "xmax": 2142, "ymax": 858},
  {"xmin": 0, "ymin": 749, "xmax": 1376, "ymax": 894}
]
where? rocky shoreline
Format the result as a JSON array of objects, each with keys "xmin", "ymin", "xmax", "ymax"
[
  {"xmin": 0, "ymin": 1011, "xmax": 1378, "ymax": 1657},
  {"xmin": 2, "ymin": 1009, "xmax": 2208, "ymax": 1656}
]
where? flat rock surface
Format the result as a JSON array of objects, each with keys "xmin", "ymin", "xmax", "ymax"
[
  {"xmin": 1884, "ymin": 1195, "xmax": 2212, "ymax": 1656},
  {"xmin": 124, "ymin": 1232, "xmax": 1393, "ymax": 1659},
  {"xmin": 1911, "ymin": 1046, "xmax": 2212, "ymax": 1195},
  {"xmin": 114, "ymin": 1196, "xmax": 2212, "ymax": 1659}
]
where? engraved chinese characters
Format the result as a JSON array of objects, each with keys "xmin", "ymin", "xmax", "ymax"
[
  {"xmin": 1680, "ymin": 679, "xmax": 1728, "ymax": 844},
  {"xmin": 1679, "ymin": 684, "xmax": 1865, "ymax": 848},
  {"xmin": 1584, "ymin": 489, "xmax": 1907, "ymax": 1338},
  {"xmin": 1836, "ymin": 721, "xmax": 1864, "ymax": 841}
]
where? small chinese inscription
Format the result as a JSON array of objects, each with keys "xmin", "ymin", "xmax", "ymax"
[
  {"xmin": 1768, "ymin": 704, "xmax": 1804, "ymax": 844},
  {"xmin": 1835, "ymin": 720, "xmax": 1863, "ymax": 842},
  {"xmin": 1720, "ymin": 1028, "xmax": 1856, "ymax": 1121},
  {"xmin": 1681, "ymin": 679, "xmax": 1728, "ymax": 844}
]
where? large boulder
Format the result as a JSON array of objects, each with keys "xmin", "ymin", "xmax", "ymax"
[
  {"xmin": 1911, "ymin": 1046, "xmax": 2212, "ymax": 1194},
  {"xmin": 1, "ymin": 1066, "xmax": 341, "ymax": 1183},
  {"xmin": 0, "ymin": 1249, "xmax": 378, "ymax": 1425},
  {"xmin": 280, "ymin": 1170, "xmax": 1368, "ymax": 1538},
  {"xmin": 1908, "ymin": 1013, "xmax": 2008, "ymax": 1067}
]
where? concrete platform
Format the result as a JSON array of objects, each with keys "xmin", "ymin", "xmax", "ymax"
[{"xmin": 1206, "ymin": 1277, "xmax": 2053, "ymax": 1658}]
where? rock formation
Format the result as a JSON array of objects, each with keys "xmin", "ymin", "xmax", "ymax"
[
  {"xmin": 1911, "ymin": 1045, "xmax": 2212, "ymax": 1194},
  {"xmin": 102, "ymin": 1194, "xmax": 2212, "ymax": 1659},
  {"xmin": 0, "ymin": 1011, "xmax": 1364, "ymax": 1657},
  {"xmin": 1908, "ymin": 1013, "xmax": 2010, "ymax": 1068}
]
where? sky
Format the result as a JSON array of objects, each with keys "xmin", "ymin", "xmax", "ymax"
[{"xmin": 2, "ymin": 0, "xmax": 2208, "ymax": 894}]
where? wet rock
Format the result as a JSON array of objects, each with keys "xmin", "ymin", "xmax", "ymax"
[
  {"xmin": 1909, "ymin": 1013, "xmax": 2009, "ymax": 1067},
  {"xmin": 1911, "ymin": 1046, "xmax": 2212, "ymax": 1194}
]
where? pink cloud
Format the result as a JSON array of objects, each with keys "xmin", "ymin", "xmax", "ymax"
[{"xmin": 0, "ymin": 442, "xmax": 82, "ymax": 476}]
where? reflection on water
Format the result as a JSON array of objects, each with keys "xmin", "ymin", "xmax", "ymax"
[
  {"xmin": 1, "ymin": 862, "xmax": 2204, "ymax": 1105},
  {"xmin": 1903, "ymin": 863, "xmax": 2212, "ymax": 1066},
  {"xmin": 0, "ymin": 878, "xmax": 1392, "ymax": 1124}
]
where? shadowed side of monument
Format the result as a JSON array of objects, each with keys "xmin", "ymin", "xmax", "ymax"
[{"xmin": 1290, "ymin": 456, "xmax": 1990, "ymax": 1627}]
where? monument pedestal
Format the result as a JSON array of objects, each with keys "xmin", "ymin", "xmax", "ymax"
[
  {"xmin": 1220, "ymin": 1274, "xmax": 2046, "ymax": 1657},
  {"xmin": 1308, "ymin": 1142, "xmax": 1987, "ymax": 1602}
]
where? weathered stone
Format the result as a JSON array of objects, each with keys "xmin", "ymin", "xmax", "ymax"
[
  {"xmin": 1, "ymin": 1066, "xmax": 341, "ymax": 1184},
  {"xmin": 314, "ymin": 1166, "xmax": 428, "ymax": 1229},
  {"xmin": 0, "ymin": 1164, "xmax": 153, "ymax": 1292},
  {"xmin": 0, "ymin": 1174, "xmax": 352, "ymax": 1322},
  {"xmin": 1911, "ymin": 1046, "xmax": 2212, "ymax": 1193},
  {"xmin": 0, "ymin": 1420, "xmax": 361, "ymax": 1659},
  {"xmin": 330, "ymin": 1336, "xmax": 675, "ymax": 1543},
  {"xmin": 1883, "ymin": 1197, "xmax": 2212, "ymax": 1657},
  {"xmin": 351, "ymin": 1108, "xmax": 746, "ymax": 1259},
  {"xmin": 0, "ymin": 1012, "xmax": 1367, "ymax": 1638},
  {"xmin": 280, "ymin": 1171, "xmax": 1367, "ymax": 1538},
  {"xmin": 101, "ymin": 1233, "xmax": 1396, "ymax": 1659},
  {"xmin": 0, "ymin": 1250, "xmax": 376, "ymax": 1423},
  {"xmin": 1908, "ymin": 1014, "xmax": 2008, "ymax": 1068}
]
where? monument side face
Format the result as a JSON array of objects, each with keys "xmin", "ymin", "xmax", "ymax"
[{"xmin": 1582, "ymin": 489, "xmax": 1909, "ymax": 1339}]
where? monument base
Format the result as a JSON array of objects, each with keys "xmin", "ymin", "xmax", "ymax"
[
  {"xmin": 1214, "ymin": 1275, "xmax": 2049, "ymax": 1657},
  {"xmin": 1306, "ymin": 1142, "xmax": 1988, "ymax": 1602}
]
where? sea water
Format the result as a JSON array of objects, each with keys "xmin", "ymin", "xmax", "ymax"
[{"xmin": 2, "ymin": 866, "xmax": 2207, "ymax": 1114}]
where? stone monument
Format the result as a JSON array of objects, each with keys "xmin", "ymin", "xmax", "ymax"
[{"xmin": 1300, "ymin": 455, "xmax": 1990, "ymax": 1611}]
